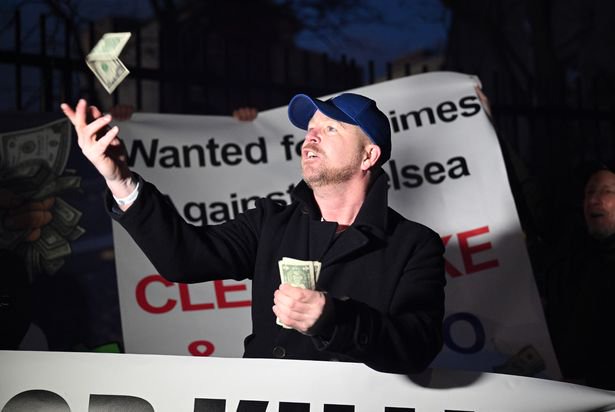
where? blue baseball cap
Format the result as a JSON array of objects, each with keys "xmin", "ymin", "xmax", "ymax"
[{"xmin": 287, "ymin": 92, "xmax": 391, "ymax": 164}]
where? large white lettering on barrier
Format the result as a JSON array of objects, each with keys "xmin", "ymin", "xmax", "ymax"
[
  {"xmin": 112, "ymin": 72, "xmax": 559, "ymax": 379},
  {"xmin": 1, "ymin": 351, "xmax": 614, "ymax": 412}
]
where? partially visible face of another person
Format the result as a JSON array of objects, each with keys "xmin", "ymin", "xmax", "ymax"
[
  {"xmin": 301, "ymin": 110, "xmax": 370, "ymax": 188},
  {"xmin": 584, "ymin": 169, "xmax": 615, "ymax": 239}
]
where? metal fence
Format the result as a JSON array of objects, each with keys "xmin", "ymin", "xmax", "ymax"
[
  {"xmin": 1, "ymin": 7, "xmax": 613, "ymax": 186},
  {"xmin": 0, "ymin": 8, "xmax": 363, "ymax": 116}
]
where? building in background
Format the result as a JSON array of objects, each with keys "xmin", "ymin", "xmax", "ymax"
[{"xmin": 379, "ymin": 48, "xmax": 444, "ymax": 82}]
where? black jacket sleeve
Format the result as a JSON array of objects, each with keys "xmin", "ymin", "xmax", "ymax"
[{"xmin": 107, "ymin": 175, "xmax": 260, "ymax": 283}]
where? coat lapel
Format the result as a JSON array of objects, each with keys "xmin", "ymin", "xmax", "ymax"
[
  {"xmin": 324, "ymin": 227, "xmax": 369, "ymax": 265},
  {"xmin": 308, "ymin": 218, "xmax": 336, "ymax": 261}
]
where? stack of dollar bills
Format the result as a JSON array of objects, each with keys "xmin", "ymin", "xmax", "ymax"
[
  {"xmin": 276, "ymin": 257, "xmax": 322, "ymax": 328},
  {"xmin": 86, "ymin": 32, "xmax": 132, "ymax": 94},
  {"xmin": 0, "ymin": 119, "xmax": 85, "ymax": 279}
]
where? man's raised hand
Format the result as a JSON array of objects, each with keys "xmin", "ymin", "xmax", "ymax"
[{"xmin": 60, "ymin": 99, "xmax": 136, "ymax": 202}]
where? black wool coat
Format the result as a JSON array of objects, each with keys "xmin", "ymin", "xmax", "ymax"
[{"xmin": 108, "ymin": 168, "xmax": 446, "ymax": 374}]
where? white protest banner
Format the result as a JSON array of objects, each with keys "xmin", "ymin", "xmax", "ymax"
[
  {"xmin": 113, "ymin": 72, "xmax": 559, "ymax": 379},
  {"xmin": 2, "ymin": 351, "xmax": 614, "ymax": 412}
]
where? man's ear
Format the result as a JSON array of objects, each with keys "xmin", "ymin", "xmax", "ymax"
[{"xmin": 362, "ymin": 144, "xmax": 381, "ymax": 171}]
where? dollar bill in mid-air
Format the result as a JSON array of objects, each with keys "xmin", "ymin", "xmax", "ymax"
[{"xmin": 86, "ymin": 32, "xmax": 131, "ymax": 94}]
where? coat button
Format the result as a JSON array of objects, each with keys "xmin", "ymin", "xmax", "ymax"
[{"xmin": 272, "ymin": 346, "xmax": 286, "ymax": 358}]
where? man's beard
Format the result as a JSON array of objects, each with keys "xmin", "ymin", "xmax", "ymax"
[
  {"xmin": 587, "ymin": 221, "xmax": 615, "ymax": 240},
  {"xmin": 302, "ymin": 150, "xmax": 363, "ymax": 188},
  {"xmin": 303, "ymin": 163, "xmax": 358, "ymax": 188}
]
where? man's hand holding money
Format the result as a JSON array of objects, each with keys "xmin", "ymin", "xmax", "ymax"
[{"xmin": 273, "ymin": 283, "xmax": 327, "ymax": 334}]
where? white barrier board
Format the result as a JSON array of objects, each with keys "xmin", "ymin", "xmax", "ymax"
[{"xmin": 1, "ymin": 351, "xmax": 613, "ymax": 412}]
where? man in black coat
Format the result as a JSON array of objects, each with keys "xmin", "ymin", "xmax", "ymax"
[
  {"xmin": 61, "ymin": 93, "xmax": 446, "ymax": 375},
  {"xmin": 545, "ymin": 163, "xmax": 615, "ymax": 390}
]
